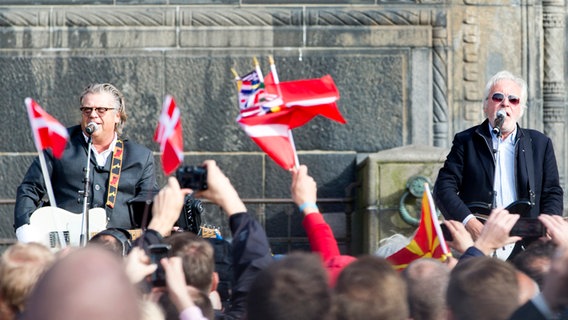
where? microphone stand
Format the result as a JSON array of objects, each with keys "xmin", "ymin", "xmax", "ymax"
[{"xmin": 79, "ymin": 134, "xmax": 94, "ymax": 247}]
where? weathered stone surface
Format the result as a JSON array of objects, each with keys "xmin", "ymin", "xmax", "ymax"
[{"xmin": 0, "ymin": 2, "xmax": 565, "ymax": 253}]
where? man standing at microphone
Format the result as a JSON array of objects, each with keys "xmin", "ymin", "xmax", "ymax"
[
  {"xmin": 14, "ymin": 83, "xmax": 158, "ymax": 241},
  {"xmin": 434, "ymin": 71, "xmax": 563, "ymax": 244}
]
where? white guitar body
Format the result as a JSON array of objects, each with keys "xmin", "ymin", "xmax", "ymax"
[
  {"xmin": 492, "ymin": 243, "xmax": 516, "ymax": 261},
  {"xmin": 28, "ymin": 207, "xmax": 108, "ymax": 251},
  {"xmin": 474, "ymin": 214, "xmax": 516, "ymax": 260}
]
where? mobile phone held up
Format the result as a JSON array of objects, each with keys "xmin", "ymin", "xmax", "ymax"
[
  {"xmin": 148, "ymin": 244, "xmax": 171, "ymax": 287},
  {"xmin": 510, "ymin": 218, "xmax": 546, "ymax": 238}
]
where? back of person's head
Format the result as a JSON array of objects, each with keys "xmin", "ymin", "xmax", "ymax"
[
  {"xmin": 402, "ymin": 258, "xmax": 450, "ymax": 320},
  {"xmin": 165, "ymin": 232, "xmax": 215, "ymax": 294},
  {"xmin": 516, "ymin": 270, "xmax": 539, "ymax": 306},
  {"xmin": 89, "ymin": 228, "xmax": 133, "ymax": 257},
  {"xmin": 0, "ymin": 242, "xmax": 55, "ymax": 318},
  {"xmin": 246, "ymin": 252, "xmax": 332, "ymax": 320},
  {"xmin": 334, "ymin": 255, "xmax": 409, "ymax": 320},
  {"xmin": 446, "ymin": 256, "xmax": 518, "ymax": 320},
  {"xmin": 22, "ymin": 246, "xmax": 140, "ymax": 320},
  {"xmin": 512, "ymin": 239, "xmax": 556, "ymax": 289}
]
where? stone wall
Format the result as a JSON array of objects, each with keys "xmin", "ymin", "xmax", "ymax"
[{"xmin": 0, "ymin": 0, "xmax": 566, "ymax": 254}]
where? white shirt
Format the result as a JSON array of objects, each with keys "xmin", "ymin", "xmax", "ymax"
[
  {"xmin": 83, "ymin": 132, "xmax": 118, "ymax": 166},
  {"xmin": 491, "ymin": 124, "xmax": 518, "ymax": 208}
]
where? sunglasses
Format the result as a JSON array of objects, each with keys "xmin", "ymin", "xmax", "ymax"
[
  {"xmin": 490, "ymin": 92, "xmax": 520, "ymax": 106},
  {"xmin": 80, "ymin": 107, "xmax": 116, "ymax": 116}
]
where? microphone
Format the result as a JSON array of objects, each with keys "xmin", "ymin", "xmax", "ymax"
[
  {"xmin": 85, "ymin": 122, "xmax": 99, "ymax": 135},
  {"xmin": 492, "ymin": 110, "xmax": 506, "ymax": 136}
]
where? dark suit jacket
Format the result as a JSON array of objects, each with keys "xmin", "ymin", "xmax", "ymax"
[
  {"xmin": 434, "ymin": 119, "xmax": 563, "ymax": 222},
  {"xmin": 15, "ymin": 125, "xmax": 158, "ymax": 230}
]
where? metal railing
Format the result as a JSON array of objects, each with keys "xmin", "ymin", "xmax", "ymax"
[{"xmin": 1, "ymin": 195, "xmax": 355, "ymax": 254}]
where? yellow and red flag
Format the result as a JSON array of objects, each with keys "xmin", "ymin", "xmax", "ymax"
[{"xmin": 386, "ymin": 184, "xmax": 450, "ymax": 270}]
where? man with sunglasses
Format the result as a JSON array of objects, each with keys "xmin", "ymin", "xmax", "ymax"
[
  {"xmin": 14, "ymin": 83, "xmax": 158, "ymax": 243},
  {"xmin": 434, "ymin": 70, "xmax": 563, "ymax": 256}
]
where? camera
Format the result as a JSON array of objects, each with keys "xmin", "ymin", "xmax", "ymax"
[
  {"xmin": 510, "ymin": 218, "xmax": 546, "ymax": 238},
  {"xmin": 176, "ymin": 165, "xmax": 208, "ymax": 191},
  {"xmin": 148, "ymin": 243, "xmax": 171, "ymax": 287},
  {"xmin": 179, "ymin": 194, "xmax": 205, "ymax": 234}
]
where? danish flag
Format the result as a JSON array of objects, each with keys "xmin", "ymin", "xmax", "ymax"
[
  {"xmin": 25, "ymin": 98, "xmax": 69, "ymax": 159},
  {"xmin": 154, "ymin": 95, "xmax": 184, "ymax": 175}
]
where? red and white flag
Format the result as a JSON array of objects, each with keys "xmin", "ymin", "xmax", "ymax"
[
  {"xmin": 238, "ymin": 115, "xmax": 298, "ymax": 170},
  {"xmin": 25, "ymin": 98, "xmax": 69, "ymax": 159},
  {"xmin": 154, "ymin": 95, "xmax": 183, "ymax": 176}
]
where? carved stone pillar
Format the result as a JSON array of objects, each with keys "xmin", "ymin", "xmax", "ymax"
[{"xmin": 542, "ymin": 0, "xmax": 567, "ymax": 193}]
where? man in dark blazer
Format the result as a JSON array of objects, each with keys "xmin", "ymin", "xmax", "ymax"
[
  {"xmin": 15, "ymin": 83, "xmax": 158, "ymax": 240},
  {"xmin": 434, "ymin": 70, "xmax": 563, "ymax": 242}
]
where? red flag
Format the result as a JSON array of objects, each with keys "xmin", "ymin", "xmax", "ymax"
[
  {"xmin": 264, "ymin": 73, "xmax": 346, "ymax": 128},
  {"xmin": 386, "ymin": 185, "xmax": 450, "ymax": 271},
  {"xmin": 25, "ymin": 98, "xmax": 69, "ymax": 159},
  {"xmin": 236, "ymin": 70, "xmax": 346, "ymax": 170},
  {"xmin": 238, "ymin": 116, "xmax": 297, "ymax": 170},
  {"xmin": 154, "ymin": 95, "xmax": 183, "ymax": 176}
]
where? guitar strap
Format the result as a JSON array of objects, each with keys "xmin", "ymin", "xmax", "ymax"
[
  {"xmin": 521, "ymin": 131, "xmax": 536, "ymax": 209},
  {"xmin": 106, "ymin": 140, "xmax": 124, "ymax": 209}
]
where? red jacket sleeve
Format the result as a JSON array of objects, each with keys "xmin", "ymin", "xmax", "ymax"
[{"xmin": 302, "ymin": 212, "xmax": 340, "ymax": 261}]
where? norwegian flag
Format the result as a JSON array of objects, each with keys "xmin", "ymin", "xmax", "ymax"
[
  {"xmin": 236, "ymin": 68, "xmax": 345, "ymax": 170},
  {"xmin": 154, "ymin": 95, "xmax": 184, "ymax": 176},
  {"xmin": 25, "ymin": 98, "xmax": 69, "ymax": 159}
]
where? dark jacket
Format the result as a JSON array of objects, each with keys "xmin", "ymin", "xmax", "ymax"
[
  {"xmin": 14, "ymin": 125, "xmax": 158, "ymax": 230},
  {"xmin": 434, "ymin": 119, "xmax": 563, "ymax": 222}
]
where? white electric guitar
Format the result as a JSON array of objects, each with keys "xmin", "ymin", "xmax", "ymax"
[{"xmin": 27, "ymin": 207, "xmax": 108, "ymax": 251}]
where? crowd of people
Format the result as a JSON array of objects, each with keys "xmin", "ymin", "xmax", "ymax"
[{"xmin": 1, "ymin": 71, "xmax": 568, "ymax": 319}]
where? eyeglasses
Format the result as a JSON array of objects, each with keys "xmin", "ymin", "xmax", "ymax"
[
  {"xmin": 490, "ymin": 92, "xmax": 520, "ymax": 106},
  {"xmin": 80, "ymin": 107, "xmax": 116, "ymax": 116}
]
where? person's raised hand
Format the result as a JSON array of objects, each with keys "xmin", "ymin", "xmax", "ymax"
[
  {"xmin": 474, "ymin": 208, "xmax": 521, "ymax": 255},
  {"xmin": 443, "ymin": 220, "xmax": 474, "ymax": 254},
  {"xmin": 124, "ymin": 246, "xmax": 157, "ymax": 284},
  {"xmin": 290, "ymin": 165, "xmax": 319, "ymax": 215},
  {"xmin": 162, "ymin": 256, "xmax": 196, "ymax": 312},
  {"xmin": 539, "ymin": 214, "xmax": 568, "ymax": 247},
  {"xmin": 148, "ymin": 177, "xmax": 192, "ymax": 237}
]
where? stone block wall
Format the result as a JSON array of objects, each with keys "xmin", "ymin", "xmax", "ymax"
[{"xmin": 0, "ymin": 0, "xmax": 566, "ymax": 254}]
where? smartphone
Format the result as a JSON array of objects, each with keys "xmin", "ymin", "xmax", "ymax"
[
  {"xmin": 440, "ymin": 223, "xmax": 453, "ymax": 241},
  {"xmin": 509, "ymin": 218, "xmax": 546, "ymax": 238},
  {"xmin": 148, "ymin": 244, "xmax": 171, "ymax": 287}
]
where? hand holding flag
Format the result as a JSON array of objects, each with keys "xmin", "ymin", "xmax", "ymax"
[{"xmin": 154, "ymin": 95, "xmax": 184, "ymax": 176}]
